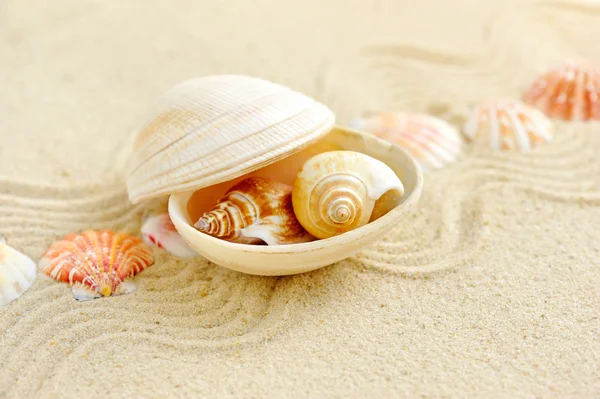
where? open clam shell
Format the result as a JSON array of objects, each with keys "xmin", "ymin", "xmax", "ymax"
[
  {"xmin": 168, "ymin": 126, "xmax": 423, "ymax": 276},
  {"xmin": 124, "ymin": 74, "xmax": 423, "ymax": 275}
]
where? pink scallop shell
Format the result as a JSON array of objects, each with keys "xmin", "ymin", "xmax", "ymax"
[
  {"xmin": 350, "ymin": 112, "xmax": 462, "ymax": 172},
  {"xmin": 141, "ymin": 213, "xmax": 198, "ymax": 258},
  {"xmin": 39, "ymin": 230, "xmax": 154, "ymax": 301},
  {"xmin": 523, "ymin": 59, "xmax": 600, "ymax": 121}
]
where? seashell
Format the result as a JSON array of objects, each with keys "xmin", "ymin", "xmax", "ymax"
[
  {"xmin": 141, "ymin": 213, "xmax": 198, "ymax": 258},
  {"xmin": 123, "ymin": 75, "xmax": 424, "ymax": 276},
  {"xmin": 291, "ymin": 150, "xmax": 405, "ymax": 240},
  {"xmin": 39, "ymin": 230, "xmax": 155, "ymax": 301},
  {"xmin": 0, "ymin": 236, "xmax": 36, "ymax": 306},
  {"xmin": 522, "ymin": 59, "xmax": 600, "ymax": 121},
  {"xmin": 350, "ymin": 112, "xmax": 462, "ymax": 172},
  {"xmin": 194, "ymin": 177, "xmax": 314, "ymax": 245},
  {"xmin": 125, "ymin": 74, "xmax": 335, "ymax": 204},
  {"xmin": 168, "ymin": 127, "xmax": 422, "ymax": 276},
  {"xmin": 462, "ymin": 98, "xmax": 553, "ymax": 151}
]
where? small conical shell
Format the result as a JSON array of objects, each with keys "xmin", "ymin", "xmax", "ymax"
[
  {"xmin": 194, "ymin": 177, "xmax": 314, "ymax": 245},
  {"xmin": 291, "ymin": 151, "xmax": 405, "ymax": 239},
  {"xmin": 125, "ymin": 75, "xmax": 335, "ymax": 204},
  {"xmin": 462, "ymin": 98, "xmax": 552, "ymax": 151},
  {"xmin": 0, "ymin": 237, "xmax": 36, "ymax": 306}
]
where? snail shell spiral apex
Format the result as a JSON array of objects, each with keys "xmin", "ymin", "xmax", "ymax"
[
  {"xmin": 292, "ymin": 151, "xmax": 405, "ymax": 239},
  {"xmin": 194, "ymin": 177, "xmax": 314, "ymax": 245}
]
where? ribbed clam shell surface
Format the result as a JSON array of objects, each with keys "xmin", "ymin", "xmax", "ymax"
[{"xmin": 126, "ymin": 75, "xmax": 336, "ymax": 204}]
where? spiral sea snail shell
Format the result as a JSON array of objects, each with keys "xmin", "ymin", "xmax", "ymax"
[
  {"xmin": 194, "ymin": 177, "xmax": 314, "ymax": 245},
  {"xmin": 291, "ymin": 151, "xmax": 405, "ymax": 239}
]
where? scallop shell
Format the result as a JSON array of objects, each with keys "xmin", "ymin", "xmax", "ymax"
[
  {"xmin": 291, "ymin": 151, "xmax": 405, "ymax": 240},
  {"xmin": 141, "ymin": 213, "xmax": 198, "ymax": 258},
  {"xmin": 0, "ymin": 236, "xmax": 36, "ymax": 306},
  {"xmin": 462, "ymin": 98, "xmax": 553, "ymax": 151},
  {"xmin": 125, "ymin": 74, "xmax": 335, "ymax": 204},
  {"xmin": 523, "ymin": 59, "xmax": 600, "ymax": 121},
  {"xmin": 39, "ymin": 230, "xmax": 155, "ymax": 301},
  {"xmin": 350, "ymin": 112, "xmax": 462, "ymax": 172},
  {"xmin": 194, "ymin": 177, "xmax": 314, "ymax": 245}
]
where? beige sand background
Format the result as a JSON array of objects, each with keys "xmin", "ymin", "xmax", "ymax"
[{"xmin": 1, "ymin": 0, "xmax": 600, "ymax": 397}]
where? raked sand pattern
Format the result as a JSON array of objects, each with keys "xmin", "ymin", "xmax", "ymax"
[{"xmin": 1, "ymin": 0, "xmax": 600, "ymax": 397}]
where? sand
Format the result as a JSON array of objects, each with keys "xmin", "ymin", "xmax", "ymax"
[{"xmin": 1, "ymin": 0, "xmax": 600, "ymax": 397}]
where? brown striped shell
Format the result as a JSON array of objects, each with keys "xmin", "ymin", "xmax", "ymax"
[{"xmin": 193, "ymin": 177, "xmax": 314, "ymax": 245}]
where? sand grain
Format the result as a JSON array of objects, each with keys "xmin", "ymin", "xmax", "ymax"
[{"xmin": 1, "ymin": 0, "xmax": 600, "ymax": 397}]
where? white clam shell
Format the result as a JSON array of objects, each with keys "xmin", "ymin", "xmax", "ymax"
[
  {"xmin": 125, "ymin": 75, "xmax": 335, "ymax": 204},
  {"xmin": 167, "ymin": 126, "xmax": 423, "ymax": 276},
  {"xmin": 0, "ymin": 237, "xmax": 37, "ymax": 306}
]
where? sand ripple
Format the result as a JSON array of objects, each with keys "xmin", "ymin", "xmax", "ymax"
[
  {"xmin": 0, "ymin": 176, "xmax": 295, "ymax": 398},
  {"xmin": 2, "ymin": 0, "xmax": 600, "ymax": 396},
  {"xmin": 319, "ymin": 42, "xmax": 600, "ymax": 275}
]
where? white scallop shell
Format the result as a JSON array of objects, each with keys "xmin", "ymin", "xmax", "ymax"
[
  {"xmin": 141, "ymin": 213, "xmax": 198, "ymax": 258},
  {"xmin": 0, "ymin": 236, "xmax": 36, "ymax": 306},
  {"xmin": 350, "ymin": 112, "xmax": 462, "ymax": 172},
  {"xmin": 125, "ymin": 75, "xmax": 335, "ymax": 204},
  {"xmin": 462, "ymin": 98, "xmax": 553, "ymax": 151}
]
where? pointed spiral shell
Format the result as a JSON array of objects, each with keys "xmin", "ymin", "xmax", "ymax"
[
  {"xmin": 291, "ymin": 151, "xmax": 405, "ymax": 239},
  {"xmin": 194, "ymin": 177, "xmax": 314, "ymax": 245}
]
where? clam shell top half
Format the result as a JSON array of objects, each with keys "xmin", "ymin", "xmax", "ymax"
[{"xmin": 125, "ymin": 75, "xmax": 336, "ymax": 204}]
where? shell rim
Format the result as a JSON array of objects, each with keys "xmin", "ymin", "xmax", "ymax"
[{"xmin": 167, "ymin": 125, "xmax": 424, "ymax": 255}]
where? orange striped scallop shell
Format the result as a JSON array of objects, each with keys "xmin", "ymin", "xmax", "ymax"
[
  {"xmin": 39, "ymin": 230, "xmax": 154, "ymax": 301},
  {"xmin": 523, "ymin": 59, "xmax": 600, "ymax": 121}
]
